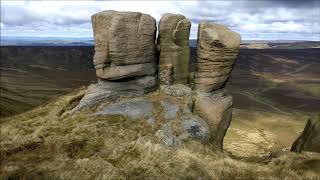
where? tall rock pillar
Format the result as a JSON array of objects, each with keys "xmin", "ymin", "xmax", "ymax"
[
  {"xmin": 193, "ymin": 22, "xmax": 241, "ymax": 149},
  {"xmin": 158, "ymin": 13, "xmax": 191, "ymax": 85}
]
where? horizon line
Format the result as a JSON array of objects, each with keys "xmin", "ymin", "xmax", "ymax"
[{"xmin": 1, "ymin": 36, "xmax": 319, "ymax": 42}]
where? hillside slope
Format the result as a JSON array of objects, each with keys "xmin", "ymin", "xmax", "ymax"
[
  {"xmin": 1, "ymin": 89, "xmax": 319, "ymax": 179},
  {"xmin": 1, "ymin": 46, "xmax": 320, "ymax": 117}
]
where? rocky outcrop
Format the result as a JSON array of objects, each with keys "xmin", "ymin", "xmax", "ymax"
[
  {"xmin": 71, "ymin": 11, "xmax": 240, "ymax": 151},
  {"xmin": 158, "ymin": 13, "xmax": 191, "ymax": 85},
  {"xmin": 72, "ymin": 10, "xmax": 158, "ymax": 112},
  {"xmin": 194, "ymin": 22, "xmax": 241, "ymax": 92},
  {"xmin": 71, "ymin": 76, "xmax": 156, "ymax": 112},
  {"xmin": 92, "ymin": 10, "xmax": 157, "ymax": 82},
  {"xmin": 194, "ymin": 90, "xmax": 233, "ymax": 149},
  {"xmin": 192, "ymin": 23, "xmax": 240, "ymax": 149},
  {"xmin": 95, "ymin": 98, "xmax": 156, "ymax": 123},
  {"xmin": 92, "ymin": 10, "xmax": 157, "ymax": 75},
  {"xmin": 92, "ymin": 94, "xmax": 210, "ymax": 146},
  {"xmin": 291, "ymin": 116, "xmax": 320, "ymax": 153}
]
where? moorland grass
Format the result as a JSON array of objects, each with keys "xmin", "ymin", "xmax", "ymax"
[{"xmin": 1, "ymin": 89, "xmax": 320, "ymax": 180}]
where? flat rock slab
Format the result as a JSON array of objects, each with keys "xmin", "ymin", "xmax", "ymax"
[
  {"xmin": 96, "ymin": 62, "xmax": 156, "ymax": 80},
  {"xmin": 95, "ymin": 98, "xmax": 155, "ymax": 123},
  {"xmin": 71, "ymin": 76, "xmax": 156, "ymax": 113}
]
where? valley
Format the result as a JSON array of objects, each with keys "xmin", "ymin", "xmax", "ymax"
[{"xmin": 1, "ymin": 44, "xmax": 319, "ymax": 157}]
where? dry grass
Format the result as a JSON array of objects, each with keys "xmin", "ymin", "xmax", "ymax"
[{"xmin": 1, "ymin": 89, "xmax": 320, "ymax": 180}]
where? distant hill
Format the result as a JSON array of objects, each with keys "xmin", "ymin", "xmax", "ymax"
[
  {"xmin": 1, "ymin": 36, "xmax": 94, "ymax": 46},
  {"xmin": 1, "ymin": 45, "xmax": 319, "ymax": 117},
  {"xmin": 0, "ymin": 46, "xmax": 96, "ymax": 117},
  {"xmin": 2, "ymin": 37, "xmax": 319, "ymax": 49},
  {"xmin": 240, "ymin": 40, "xmax": 320, "ymax": 49}
]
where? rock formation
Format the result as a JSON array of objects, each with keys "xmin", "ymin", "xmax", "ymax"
[
  {"xmin": 193, "ymin": 22, "xmax": 240, "ymax": 149},
  {"xmin": 94, "ymin": 91, "xmax": 210, "ymax": 147},
  {"xmin": 158, "ymin": 13, "xmax": 191, "ymax": 85},
  {"xmin": 291, "ymin": 116, "xmax": 320, "ymax": 153},
  {"xmin": 92, "ymin": 10, "xmax": 157, "ymax": 75},
  {"xmin": 194, "ymin": 22, "xmax": 241, "ymax": 92},
  {"xmin": 71, "ymin": 10, "xmax": 241, "ymax": 150},
  {"xmin": 194, "ymin": 90, "xmax": 233, "ymax": 149},
  {"xmin": 72, "ymin": 10, "xmax": 158, "ymax": 112}
]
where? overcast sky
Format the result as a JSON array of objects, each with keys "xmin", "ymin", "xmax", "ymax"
[{"xmin": 1, "ymin": 0, "xmax": 320, "ymax": 40}]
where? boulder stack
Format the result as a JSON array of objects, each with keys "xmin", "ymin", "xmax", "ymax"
[
  {"xmin": 71, "ymin": 10, "xmax": 242, "ymax": 151},
  {"xmin": 158, "ymin": 13, "xmax": 191, "ymax": 85},
  {"xmin": 193, "ymin": 22, "xmax": 240, "ymax": 149},
  {"xmin": 72, "ymin": 10, "xmax": 158, "ymax": 112}
]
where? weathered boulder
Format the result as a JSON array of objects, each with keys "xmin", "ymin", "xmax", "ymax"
[
  {"xmin": 195, "ymin": 22, "xmax": 241, "ymax": 92},
  {"xmin": 291, "ymin": 116, "xmax": 320, "ymax": 153},
  {"xmin": 158, "ymin": 13, "xmax": 191, "ymax": 85},
  {"xmin": 91, "ymin": 10, "xmax": 157, "ymax": 80},
  {"xmin": 194, "ymin": 90, "xmax": 233, "ymax": 150},
  {"xmin": 85, "ymin": 94, "xmax": 211, "ymax": 147},
  {"xmin": 72, "ymin": 10, "xmax": 158, "ymax": 113},
  {"xmin": 92, "ymin": 10, "xmax": 157, "ymax": 67},
  {"xmin": 156, "ymin": 114, "xmax": 210, "ymax": 146},
  {"xmin": 71, "ymin": 76, "xmax": 156, "ymax": 113}
]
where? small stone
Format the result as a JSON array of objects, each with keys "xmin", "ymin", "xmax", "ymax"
[
  {"xmin": 163, "ymin": 84, "xmax": 192, "ymax": 97},
  {"xmin": 180, "ymin": 114, "xmax": 210, "ymax": 143},
  {"xmin": 155, "ymin": 124, "xmax": 181, "ymax": 147}
]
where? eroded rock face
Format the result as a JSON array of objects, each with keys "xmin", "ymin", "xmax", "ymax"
[
  {"xmin": 91, "ymin": 10, "xmax": 157, "ymax": 80},
  {"xmin": 71, "ymin": 12, "xmax": 239, "ymax": 151},
  {"xmin": 291, "ymin": 116, "xmax": 320, "ymax": 153},
  {"xmin": 192, "ymin": 22, "xmax": 240, "ymax": 149},
  {"xmin": 195, "ymin": 22, "xmax": 241, "ymax": 92},
  {"xmin": 194, "ymin": 90, "xmax": 233, "ymax": 150},
  {"xmin": 158, "ymin": 13, "xmax": 191, "ymax": 85},
  {"xmin": 71, "ymin": 76, "xmax": 156, "ymax": 113},
  {"xmin": 72, "ymin": 10, "xmax": 158, "ymax": 113}
]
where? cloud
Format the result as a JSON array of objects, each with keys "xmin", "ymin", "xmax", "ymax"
[{"xmin": 1, "ymin": 0, "xmax": 319, "ymax": 40}]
